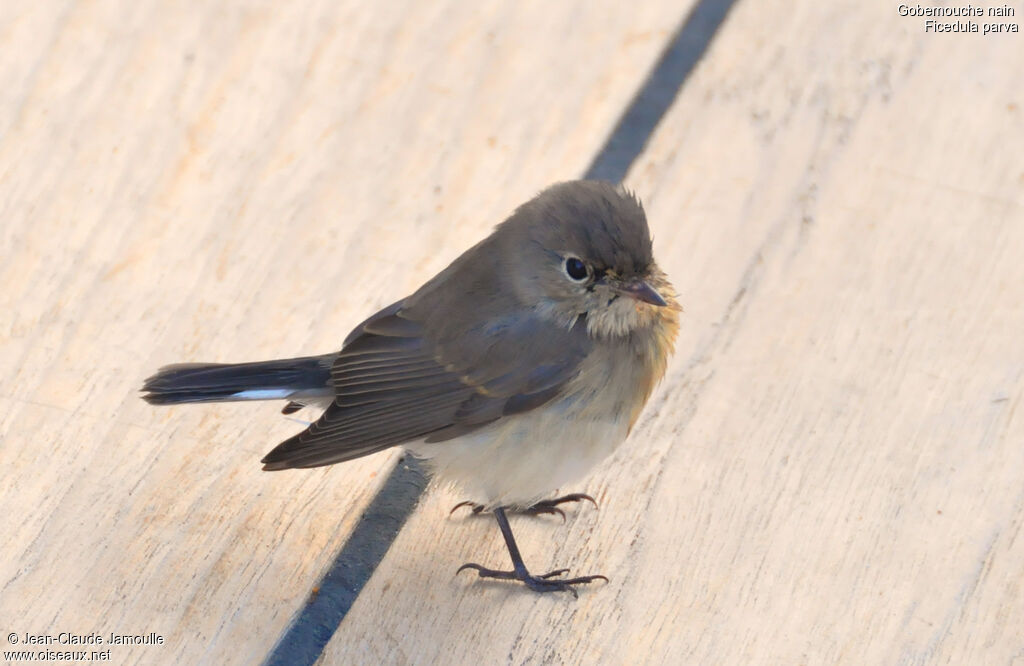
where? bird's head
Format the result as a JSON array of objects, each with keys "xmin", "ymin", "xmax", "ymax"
[{"xmin": 500, "ymin": 180, "xmax": 678, "ymax": 339}]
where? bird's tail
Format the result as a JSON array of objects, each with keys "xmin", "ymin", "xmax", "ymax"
[{"xmin": 141, "ymin": 354, "xmax": 335, "ymax": 408}]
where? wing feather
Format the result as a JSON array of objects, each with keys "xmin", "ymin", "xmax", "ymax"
[{"xmin": 262, "ymin": 265, "xmax": 592, "ymax": 470}]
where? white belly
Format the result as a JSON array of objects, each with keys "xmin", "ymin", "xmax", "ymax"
[
  {"xmin": 406, "ymin": 342, "xmax": 655, "ymax": 508},
  {"xmin": 408, "ymin": 399, "xmax": 630, "ymax": 508}
]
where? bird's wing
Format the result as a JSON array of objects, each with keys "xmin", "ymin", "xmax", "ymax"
[{"xmin": 260, "ymin": 299, "xmax": 590, "ymax": 470}]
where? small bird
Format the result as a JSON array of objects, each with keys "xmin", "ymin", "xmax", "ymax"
[{"xmin": 142, "ymin": 180, "xmax": 679, "ymax": 595}]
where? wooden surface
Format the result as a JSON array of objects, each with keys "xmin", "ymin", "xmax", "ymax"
[{"xmin": 2, "ymin": 0, "xmax": 1022, "ymax": 665}]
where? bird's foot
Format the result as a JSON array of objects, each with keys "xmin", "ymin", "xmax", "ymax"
[
  {"xmin": 456, "ymin": 563, "xmax": 607, "ymax": 598},
  {"xmin": 448, "ymin": 500, "xmax": 487, "ymax": 516},
  {"xmin": 524, "ymin": 493, "xmax": 598, "ymax": 521},
  {"xmin": 449, "ymin": 493, "xmax": 598, "ymax": 522}
]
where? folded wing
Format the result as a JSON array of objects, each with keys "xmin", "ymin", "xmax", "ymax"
[{"xmin": 261, "ymin": 300, "xmax": 590, "ymax": 470}]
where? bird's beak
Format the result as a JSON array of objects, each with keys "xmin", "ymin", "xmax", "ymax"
[{"xmin": 614, "ymin": 279, "xmax": 668, "ymax": 307}]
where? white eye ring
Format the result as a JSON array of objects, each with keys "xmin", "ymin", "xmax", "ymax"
[{"xmin": 564, "ymin": 256, "xmax": 589, "ymax": 281}]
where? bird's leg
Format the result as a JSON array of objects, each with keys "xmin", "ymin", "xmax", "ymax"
[
  {"xmin": 449, "ymin": 493, "xmax": 598, "ymax": 522},
  {"xmin": 457, "ymin": 507, "xmax": 607, "ymax": 597}
]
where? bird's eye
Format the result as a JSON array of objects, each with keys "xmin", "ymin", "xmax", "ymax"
[{"xmin": 564, "ymin": 257, "xmax": 588, "ymax": 281}]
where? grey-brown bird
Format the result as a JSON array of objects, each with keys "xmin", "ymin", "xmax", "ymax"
[{"xmin": 142, "ymin": 180, "xmax": 679, "ymax": 595}]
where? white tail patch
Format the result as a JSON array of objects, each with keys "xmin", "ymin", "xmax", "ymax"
[{"xmin": 230, "ymin": 389, "xmax": 293, "ymax": 400}]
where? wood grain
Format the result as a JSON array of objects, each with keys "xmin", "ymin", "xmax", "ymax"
[
  {"xmin": 323, "ymin": 1, "xmax": 1024, "ymax": 664},
  {"xmin": 0, "ymin": 1, "xmax": 690, "ymax": 664}
]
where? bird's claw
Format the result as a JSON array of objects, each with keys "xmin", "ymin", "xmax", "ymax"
[
  {"xmin": 457, "ymin": 563, "xmax": 607, "ymax": 597},
  {"xmin": 449, "ymin": 493, "xmax": 599, "ymax": 522},
  {"xmin": 523, "ymin": 493, "xmax": 598, "ymax": 523},
  {"xmin": 448, "ymin": 500, "xmax": 486, "ymax": 516}
]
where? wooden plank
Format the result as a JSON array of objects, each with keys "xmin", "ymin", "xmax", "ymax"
[
  {"xmin": 323, "ymin": 1, "xmax": 1024, "ymax": 664},
  {"xmin": 0, "ymin": 2, "xmax": 690, "ymax": 663}
]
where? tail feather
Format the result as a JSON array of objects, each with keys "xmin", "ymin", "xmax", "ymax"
[{"xmin": 141, "ymin": 355, "xmax": 335, "ymax": 406}]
